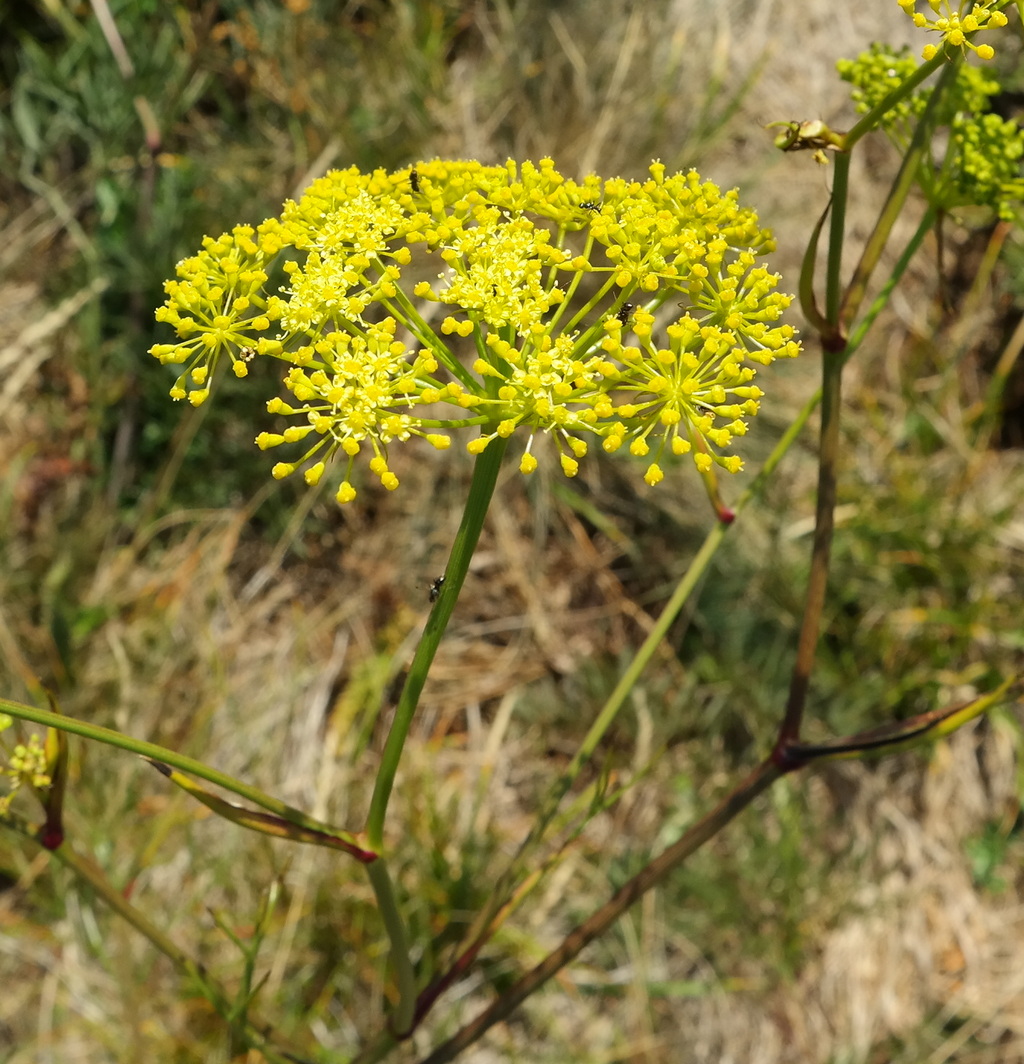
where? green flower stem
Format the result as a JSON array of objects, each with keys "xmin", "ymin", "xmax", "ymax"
[
  {"xmin": 566, "ymin": 388, "xmax": 821, "ymax": 770},
  {"xmin": 381, "ymin": 283, "xmax": 477, "ymax": 389},
  {"xmin": 364, "ymin": 436, "xmax": 508, "ymax": 850},
  {"xmin": 416, "ymin": 758, "xmax": 783, "ymax": 1064},
  {"xmin": 1, "ymin": 814, "xmax": 311, "ymax": 1064},
  {"xmin": 0, "ymin": 697, "xmax": 361, "ymax": 851},
  {"xmin": 825, "ymin": 151, "xmax": 850, "ymax": 326},
  {"xmin": 559, "ymin": 265, "xmax": 616, "ymax": 336},
  {"xmin": 840, "ymin": 57, "xmax": 958, "ymax": 335},
  {"xmin": 846, "ymin": 203, "xmax": 938, "ymax": 360},
  {"xmin": 361, "ymin": 437, "xmax": 508, "ymax": 1040}
]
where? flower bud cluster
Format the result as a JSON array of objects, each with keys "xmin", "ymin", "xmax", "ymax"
[{"xmin": 838, "ymin": 43, "xmax": 1024, "ymax": 220}]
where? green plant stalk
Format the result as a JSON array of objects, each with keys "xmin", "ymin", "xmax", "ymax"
[
  {"xmin": 777, "ymin": 346, "xmax": 843, "ymax": 746},
  {"xmin": 361, "ymin": 436, "xmax": 508, "ymax": 1040},
  {"xmin": 825, "ymin": 151, "xmax": 850, "ymax": 327},
  {"xmin": 367, "ymin": 859, "xmax": 418, "ymax": 1037},
  {"xmin": 1, "ymin": 815, "xmax": 312, "ymax": 1064},
  {"xmin": 0, "ymin": 697, "xmax": 363, "ymax": 851},
  {"xmin": 559, "ymin": 386, "xmax": 822, "ymax": 789},
  {"xmin": 845, "ymin": 203, "xmax": 937, "ymax": 360},
  {"xmin": 415, "ymin": 757, "xmax": 783, "ymax": 1064},
  {"xmin": 365, "ymin": 436, "xmax": 508, "ymax": 849}
]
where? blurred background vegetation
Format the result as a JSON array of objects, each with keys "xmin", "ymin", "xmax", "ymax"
[{"xmin": 1, "ymin": 1, "xmax": 1023, "ymax": 1061}]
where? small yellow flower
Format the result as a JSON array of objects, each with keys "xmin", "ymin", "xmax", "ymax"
[{"xmin": 898, "ymin": 0, "xmax": 1010, "ymax": 60}]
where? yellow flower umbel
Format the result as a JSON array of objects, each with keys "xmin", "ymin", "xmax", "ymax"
[
  {"xmin": 897, "ymin": 0, "xmax": 1010, "ymax": 61},
  {"xmin": 151, "ymin": 159, "xmax": 800, "ymax": 502}
]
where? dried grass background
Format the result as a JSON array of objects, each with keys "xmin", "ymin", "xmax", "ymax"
[{"xmin": 1, "ymin": 1, "xmax": 1023, "ymax": 1062}]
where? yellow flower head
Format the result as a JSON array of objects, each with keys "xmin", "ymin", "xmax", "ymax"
[{"xmin": 151, "ymin": 159, "xmax": 799, "ymax": 501}]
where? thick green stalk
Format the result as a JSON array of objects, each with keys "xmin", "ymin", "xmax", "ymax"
[
  {"xmin": 362, "ymin": 437, "xmax": 508, "ymax": 1038},
  {"xmin": 365, "ymin": 437, "xmax": 508, "ymax": 850},
  {"xmin": 367, "ymin": 859, "xmax": 418, "ymax": 1036},
  {"xmin": 777, "ymin": 345, "xmax": 844, "ymax": 746}
]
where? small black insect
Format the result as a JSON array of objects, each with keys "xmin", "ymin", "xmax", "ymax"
[
  {"xmin": 429, "ymin": 575, "xmax": 445, "ymax": 603},
  {"xmin": 410, "ymin": 167, "xmax": 421, "ymax": 193},
  {"xmin": 615, "ymin": 303, "xmax": 635, "ymax": 325},
  {"xmin": 579, "ymin": 200, "xmax": 600, "ymax": 211}
]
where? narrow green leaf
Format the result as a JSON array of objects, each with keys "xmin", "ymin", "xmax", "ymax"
[{"xmin": 144, "ymin": 759, "xmax": 378, "ymax": 862}]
